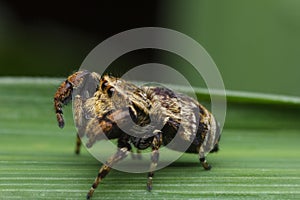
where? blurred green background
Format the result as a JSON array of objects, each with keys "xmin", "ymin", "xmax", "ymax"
[
  {"xmin": 0, "ymin": 0, "xmax": 299, "ymax": 96},
  {"xmin": 1, "ymin": 1, "xmax": 300, "ymax": 199}
]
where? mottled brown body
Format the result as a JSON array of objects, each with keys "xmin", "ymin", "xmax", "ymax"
[{"xmin": 54, "ymin": 70, "xmax": 221, "ymax": 199}]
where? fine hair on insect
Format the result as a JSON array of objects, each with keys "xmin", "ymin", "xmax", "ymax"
[{"xmin": 54, "ymin": 70, "xmax": 221, "ymax": 199}]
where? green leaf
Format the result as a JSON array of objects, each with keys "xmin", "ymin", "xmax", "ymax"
[{"xmin": 0, "ymin": 78, "xmax": 299, "ymax": 199}]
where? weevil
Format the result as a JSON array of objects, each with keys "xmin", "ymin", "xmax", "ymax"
[{"xmin": 54, "ymin": 70, "xmax": 221, "ymax": 199}]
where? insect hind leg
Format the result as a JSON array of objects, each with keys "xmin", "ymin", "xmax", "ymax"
[
  {"xmin": 199, "ymin": 146, "xmax": 212, "ymax": 170},
  {"xmin": 147, "ymin": 131, "xmax": 162, "ymax": 191}
]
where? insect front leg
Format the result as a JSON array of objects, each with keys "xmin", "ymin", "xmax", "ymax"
[
  {"xmin": 73, "ymin": 94, "xmax": 85, "ymax": 154},
  {"xmin": 86, "ymin": 137, "xmax": 131, "ymax": 200},
  {"xmin": 147, "ymin": 131, "xmax": 162, "ymax": 191},
  {"xmin": 54, "ymin": 79, "xmax": 74, "ymax": 128}
]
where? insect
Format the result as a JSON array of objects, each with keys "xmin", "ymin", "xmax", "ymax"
[{"xmin": 54, "ymin": 70, "xmax": 221, "ymax": 199}]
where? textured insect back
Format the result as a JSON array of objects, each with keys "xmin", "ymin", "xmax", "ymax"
[{"xmin": 142, "ymin": 86, "xmax": 201, "ymax": 152}]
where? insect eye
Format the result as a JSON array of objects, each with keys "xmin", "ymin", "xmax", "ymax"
[
  {"xmin": 65, "ymin": 80, "xmax": 73, "ymax": 89},
  {"xmin": 107, "ymin": 87, "xmax": 115, "ymax": 98},
  {"xmin": 101, "ymin": 80, "xmax": 108, "ymax": 91}
]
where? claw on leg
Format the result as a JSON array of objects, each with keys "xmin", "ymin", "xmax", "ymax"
[
  {"xmin": 147, "ymin": 173, "xmax": 153, "ymax": 191},
  {"xmin": 147, "ymin": 150, "xmax": 159, "ymax": 191},
  {"xmin": 199, "ymin": 146, "xmax": 212, "ymax": 170},
  {"xmin": 200, "ymin": 157, "xmax": 212, "ymax": 170}
]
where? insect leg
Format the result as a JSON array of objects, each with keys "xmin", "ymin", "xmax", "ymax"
[
  {"xmin": 136, "ymin": 149, "xmax": 142, "ymax": 160},
  {"xmin": 86, "ymin": 137, "xmax": 130, "ymax": 200},
  {"xmin": 75, "ymin": 133, "xmax": 81, "ymax": 155},
  {"xmin": 54, "ymin": 79, "xmax": 74, "ymax": 128},
  {"xmin": 130, "ymin": 148, "xmax": 142, "ymax": 160},
  {"xmin": 73, "ymin": 95, "xmax": 84, "ymax": 155},
  {"xmin": 147, "ymin": 131, "xmax": 162, "ymax": 191},
  {"xmin": 199, "ymin": 146, "xmax": 212, "ymax": 170}
]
